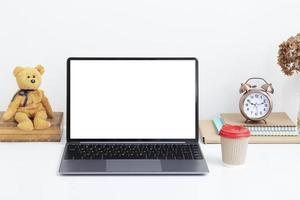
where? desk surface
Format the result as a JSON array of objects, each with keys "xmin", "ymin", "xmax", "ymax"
[{"xmin": 0, "ymin": 133, "xmax": 299, "ymax": 200}]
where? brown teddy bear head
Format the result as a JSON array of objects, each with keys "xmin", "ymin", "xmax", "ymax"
[{"xmin": 13, "ymin": 65, "xmax": 45, "ymax": 90}]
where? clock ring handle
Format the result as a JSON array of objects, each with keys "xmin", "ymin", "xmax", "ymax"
[
  {"xmin": 243, "ymin": 77, "xmax": 274, "ymax": 94},
  {"xmin": 244, "ymin": 77, "xmax": 270, "ymax": 85}
]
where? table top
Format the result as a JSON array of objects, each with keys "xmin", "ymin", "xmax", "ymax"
[{"xmin": 0, "ymin": 133, "xmax": 299, "ymax": 200}]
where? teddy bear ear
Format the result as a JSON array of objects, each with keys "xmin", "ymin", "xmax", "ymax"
[
  {"xmin": 35, "ymin": 64, "xmax": 45, "ymax": 75},
  {"xmin": 13, "ymin": 67, "xmax": 24, "ymax": 77}
]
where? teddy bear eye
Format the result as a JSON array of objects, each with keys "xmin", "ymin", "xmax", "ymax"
[
  {"xmin": 33, "ymin": 75, "xmax": 36, "ymax": 78},
  {"xmin": 27, "ymin": 76, "xmax": 30, "ymax": 79}
]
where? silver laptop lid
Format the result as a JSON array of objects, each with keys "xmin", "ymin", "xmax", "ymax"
[{"xmin": 67, "ymin": 58, "xmax": 199, "ymax": 142}]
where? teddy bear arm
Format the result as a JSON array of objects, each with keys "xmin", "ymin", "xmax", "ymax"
[
  {"xmin": 41, "ymin": 95, "xmax": 54, "ymax": 119},
  {"xmin": 2, "ymin": 95, "xmax": 23, "ymax": 121}
]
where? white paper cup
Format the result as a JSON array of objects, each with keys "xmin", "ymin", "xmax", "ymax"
[{"xmin": 220, "ymin": 125, "xmax": 250, "ymax": 166}]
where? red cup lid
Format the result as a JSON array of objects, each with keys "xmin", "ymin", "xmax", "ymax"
[{"xmin": 220, "ymin": 124, "xmax": 250, "ymax": 139}]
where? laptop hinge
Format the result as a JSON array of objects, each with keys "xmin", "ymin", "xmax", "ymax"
[{"xmin": 79, "ymin": 141, "xmax": 188, "ymax": 144}]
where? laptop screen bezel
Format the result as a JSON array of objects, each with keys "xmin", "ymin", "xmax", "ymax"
[{"xmin": 66, "ymin": 57, "xmax": 199, "ymax": 143}]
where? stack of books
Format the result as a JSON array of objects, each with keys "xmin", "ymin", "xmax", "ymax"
[
  {"xmin": 214, "ymin": 112, "xmax": 298, "ymax": 136},
  {"xmin": 199, "ymin": 112, "xmax": 300, "ymax": 144}
]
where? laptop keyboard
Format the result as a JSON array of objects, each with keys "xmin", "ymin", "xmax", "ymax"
[{"xmin": 65, "ymin": 144, "xmax": 203, "ymax": 160}]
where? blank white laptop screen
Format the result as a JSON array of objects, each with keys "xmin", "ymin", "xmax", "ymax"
[{"xmin": 70, "ymin": 59, "xmax": 196, "ymax": 139}]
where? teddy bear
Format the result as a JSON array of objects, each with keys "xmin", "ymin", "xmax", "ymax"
[{"xmin": 1, "ymin": 65, "xmax": 54, "ymax": 131}]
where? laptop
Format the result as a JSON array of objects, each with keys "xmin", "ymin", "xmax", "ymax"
[{"xmin": 59, "ymin": 57, "xmax": 209, "ymax": 175}]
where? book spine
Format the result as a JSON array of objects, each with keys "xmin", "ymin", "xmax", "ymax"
[
  {"xmin": 213, "ymin": 117, "xmax": 224, "ymax": 134},
  {"xmin": 246, "ymin": 126, "xmax": 298, "ymax": 136}
]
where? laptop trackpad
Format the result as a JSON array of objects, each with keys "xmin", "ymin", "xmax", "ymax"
[{"xmin": 106, "ymin": 160, "xmax": 162, "ymax": 172}]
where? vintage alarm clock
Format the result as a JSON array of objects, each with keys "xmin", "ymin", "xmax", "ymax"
[{"xmin": 239, "ymin": 77, "xmax": 274, "ymax": 123}]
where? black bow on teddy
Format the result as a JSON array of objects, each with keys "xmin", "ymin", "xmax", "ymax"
[{"xmin": 11, "ymin": 89, "xmax": 36, "ymax": 107}]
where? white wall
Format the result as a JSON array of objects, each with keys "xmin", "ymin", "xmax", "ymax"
[{"xmin": 0, "ymin": 0, "xmax": 299, "ymax": 121}]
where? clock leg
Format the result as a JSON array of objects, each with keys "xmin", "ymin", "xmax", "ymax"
[{"xmin": 244, "ymin": 119, "xmax": 251, "ymax": 124}]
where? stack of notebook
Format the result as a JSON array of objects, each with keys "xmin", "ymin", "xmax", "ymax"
[
  {"xmin": 214, "ymin": 112, "xmax": 298, "ymax": 136},
  {"xmin": 199, "ymin": 112, "xmax": 300, "ymax": 144}
]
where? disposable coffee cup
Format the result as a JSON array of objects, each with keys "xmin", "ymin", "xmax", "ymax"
[{"xmin": 220, "ymin": 125, "xmax": 250, "ymax": 166}]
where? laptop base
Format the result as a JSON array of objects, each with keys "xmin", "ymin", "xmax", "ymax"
[
  {"xmin": 59, "ymin": 143, "xmax": 209, "ymax": 175},
  {"xmin": 59, "ymin": 159, "xmax": 209, "ymax": 175}
]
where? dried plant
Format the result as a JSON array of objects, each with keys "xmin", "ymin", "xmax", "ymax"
[{"xmin": 278, "ymin": 33, "xmax": 300, "ymax": 76}]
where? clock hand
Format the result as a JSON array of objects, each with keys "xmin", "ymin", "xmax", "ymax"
[{"xmin": 249, "ymin": 101, "xmax": 255, "ymax": 105}]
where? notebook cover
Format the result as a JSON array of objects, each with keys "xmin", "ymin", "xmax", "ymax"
[
  {"xmin": 220, "ymin": 112, "xmax": 296, "ymax": 127},
  {"xmin": 199, "ymin": 120, "xmax": 300, "ymax": 144}
]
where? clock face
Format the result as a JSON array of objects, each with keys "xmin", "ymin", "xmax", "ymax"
[{"xmin": 242, "ymin": 92, "xmax": 271, "ymax": 119}]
